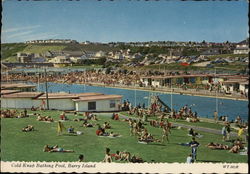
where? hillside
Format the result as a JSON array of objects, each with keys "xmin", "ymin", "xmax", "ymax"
[
  {"xmin": 1, "ymin": 43, "xmax": 120, "ymax": 62},
  {"xmin": 1, "ymin": 43, "xmax": 28, "ymax": 60}
]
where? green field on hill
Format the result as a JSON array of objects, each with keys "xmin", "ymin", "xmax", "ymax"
[{"xmin": 1, "ymin": 109, "xmax": 247, "ymax": 163}]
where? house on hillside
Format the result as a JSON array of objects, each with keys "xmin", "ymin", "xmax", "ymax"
[
  {"xmin": 200, "ymin": 48, "xmax": 221, "ymax": 56},
  {"xmin": 233, "ymin": 39, "xmax": 249, "ymax": 54},
  {"xmin": 95, "ymin": 51, "xmax": 106, "ymax": 58},
  {"xmin": 49, "ymin": 56, "xmax": 71, "ymax": 63},
  {"xmin": 17, "ymin": 53, "xmax": 34, "ymax": 63}
]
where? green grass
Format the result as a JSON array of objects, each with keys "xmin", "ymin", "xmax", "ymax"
[
  {"xmin": 1, "ymin": 109, "xmax": 247, "ymax": 163},
  {"xmin": 1, "ymin": 43, "xmax": 28, "ymax": 60},
  {"xmin": 23, "ymin": 44, "xmax": 67, "ymax": 54},
  {"xmin": 208, "ymin": 54, "xmax": 248, "ymax": 59}
]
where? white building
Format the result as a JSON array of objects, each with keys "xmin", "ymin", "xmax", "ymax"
[
  {"xmin": 95, "ymin": 51, "xmax": 106, "ymax": 58},
  {"xmin": 1, "ymin": 92, "xmax": 44, "ymax": 109},
  {"xmin": 234, "ymin": 40, "xmax": 249, "ymax": 54},
  {"xmin": 1, "ymin": 91, "xmax": 122, "ymax": 112},
  {"xmin": 49, "ymin": 56, "xmax": 71, "ymax": 63},
  {"xmin": 73, "ymin": 95, "xmax": 122, "ymax": 112}
]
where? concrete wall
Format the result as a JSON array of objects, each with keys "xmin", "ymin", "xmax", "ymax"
[
  {"xmin": 1, "ymin": 98, "xmax": 40, "ymax": 109},
  {"xmin": 75, "ymin": 99, "xmax": 121, "ymax": 112}
]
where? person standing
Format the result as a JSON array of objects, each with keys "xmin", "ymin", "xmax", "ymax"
[
  {"xmin": 226, "ymin": 123, "xmax": 231, "ymax": 141},
  {"xmin": 189, "ymin": 138, "xmax": 199, "ymax": 162},
  {"xmin": 221, "ymin": 125, "xmax": 227, "ymax": 141},
  {"xmin": 24, "ymin": 108, "xmax": 27, "ymax": 117},
  {"xmin": 238, "ymin": 126, "xmax": 244, "ymax": 141},
  {"xmin": 57, "ymin": 121, "xmax": 66, "ymax": 136}
]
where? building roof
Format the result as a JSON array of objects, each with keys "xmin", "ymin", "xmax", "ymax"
[
  {"xmin": 0, "ymin": 90, "xmax": 21, "ymax": 95},
  {"xmin": 1, "ymin": 83, "xmax": 36, "ymax": 89},
  {"xmin": 37, "ymin": 92, "xmax": 104, "ymax": 99},
  {"xmin": 1, "ymin": 92, "xmax": 44, "ymax": 99},
  {"xmin": 73, "ymin": 95, "xmax": 122, "ymax": 102},
  {"xmin": 37, "ymin": 93, "xmax": 79, "ymax": 99},
  {"xmin": 75, "ymin": 93, "xmax": 104, "ymax": 97}
]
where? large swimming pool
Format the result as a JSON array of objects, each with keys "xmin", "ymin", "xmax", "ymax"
[{"xmin": 35, "ymin": 82, "xmax": 248, "ymax": 122}]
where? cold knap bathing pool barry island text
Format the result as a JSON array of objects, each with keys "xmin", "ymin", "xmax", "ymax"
[{"xmin": 11, "ymin": 162, "xmax": 96, "ymax": 169}]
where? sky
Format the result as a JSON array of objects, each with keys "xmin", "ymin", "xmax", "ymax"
[{"xmin": 1, "ymin": 0, "xmax": 249, "ymax": 43}]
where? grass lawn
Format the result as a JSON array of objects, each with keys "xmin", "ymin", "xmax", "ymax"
[
  {"xmin": 1, "ymin": 109, "xmax": 247, "ymax": 163},
  {"xmin": 23, "ymin": 45, "xmax": 67, "ymax": 54}
]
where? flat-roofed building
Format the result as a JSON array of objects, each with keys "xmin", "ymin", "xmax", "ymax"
[
  {"xmin": 1, "ymin": 92, "xmax": 44, "ymax": 109},
  {"xmin": 73, "ymin": 95, "xmax": 122, "ymax": 112}
]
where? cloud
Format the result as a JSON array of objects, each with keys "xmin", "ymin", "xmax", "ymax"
[
  {"xmin": 22, "ymin": 33, "xmax": 60, "ymax": 41},
  {"xmin": 8, "ymin": 31, "xmax": 34, "ymax": 39},
  {"xmin": 2, "ymin": 25, "xmax": 41, "ymax": 33}
]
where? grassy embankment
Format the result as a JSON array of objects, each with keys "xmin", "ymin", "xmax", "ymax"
[{"xmin": 1, "ymin": 109, "xmax": 247, "ymax": 163}]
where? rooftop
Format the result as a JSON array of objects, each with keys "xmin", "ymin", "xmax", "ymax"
[
  {"xmin": 37, "ymin": 92, "xmax": 104, "ymax": 99},
  {"xmin": 1, "ymin": 92, "xmax": 44, "ymax": 99},
  {"xmin": 0, "ymin": 90, "xmax": 21, "ymax": 95},
  {"xmin": 73, "ymin": 95, "xmax": 122, "ymax": 102},
  {"xmin": 1, "ymin": 83, "xmax": 36, "ymax": 89}
]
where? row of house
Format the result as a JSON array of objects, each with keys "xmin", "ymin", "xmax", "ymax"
[
  {"xmin": 1, "ymin": 90, "xmax": 122, "ymax": 112},
  {"xmin": 140, "ymin": 74, "xmax": 248, "ymax": 94},
  {"xmin": 25, "ymin": 39, "xmax": 78, "ymax": 44}
]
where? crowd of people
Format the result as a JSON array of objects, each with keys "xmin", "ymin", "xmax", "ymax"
[
  {"xmin": 0, "ymin": 109, "xmax": 28, "ymax": 118},
  {"xmin": 1, "ymin": 107, "xmax": 248, "ymax": 163}
]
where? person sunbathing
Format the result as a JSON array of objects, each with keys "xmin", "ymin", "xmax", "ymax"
[
  {"xmin": 22, "ymin": 125, "xmax": 34, "ymax": 132},
  {"xmin": 229, "ymin": 145, "xmax": 241, "ymax": 153},
  {"xmin": 68, "ymin": 126, "xmax": 75, "ymax": 134},
  {"xmin": 188, "ymin": 128, "xmax": 199, "ymax": 137},
  {"xmin": 206, "ymin": 142, "xmax": 229, "ymax": 150},
  {"xmin": 109, "ymin": 132, "xmax": 119, "ymax": 137},
  {"xmin": 43, "ymin": 145, "xmax": 53, "ymax": 152},
  {"xmin": 83, "ymin": 122, "xmax": 94, "ymax": 127},
  {"xmin": 130, "ymin": 155, "xmax": 144, "ymax": 163},
  {"xmin": 48, "ymin": 145, "xmax": 74, "ymax": 153}
]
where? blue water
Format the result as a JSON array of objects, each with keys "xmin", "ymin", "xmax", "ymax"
[{"xmin": 34, "ymin": 82, "xmax": 248, "ymax": 122}]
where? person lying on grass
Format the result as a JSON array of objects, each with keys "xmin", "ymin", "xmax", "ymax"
[
  {"xmin": 130, "ymin": 155, "xmax": 144, "ymax": 163},
  {"xmin": 138, "ymin": 132, "xmax": 161, "ymax": 143},
  {"xmin": 68, "ymin": 126, "xmax": 75, "ymax": 134},
  {"xmin": 206, "ymin": 142, "xmax": 230, "ymax": 150},
  {"xmin": 109, "ymin": 132, "xmax": 120, "ymax": 137},
  {"xmin": 229, "ymin": 144, "xmax": 241, "ymax": 153},
  {"xmin": 22, "ymin": 125, "xmax": 34, "ymax": 132},
  {"xmin": 73, "ymin": 118, "xmax": 85, "ymax": 122},
  {"xmin": 111, "ymin": 151, "xmax": 131, "ymax": 161},
  {"xmin": 37, "ymin": 115, "xmax": 54, "ymax": 122},
  {"xmin": 43, "ymin": 145, "xmax": 74, "ymax": 153},
  {"xmin": 96, "ymin": 125, "xmax": 109, "ymax": 136}
]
